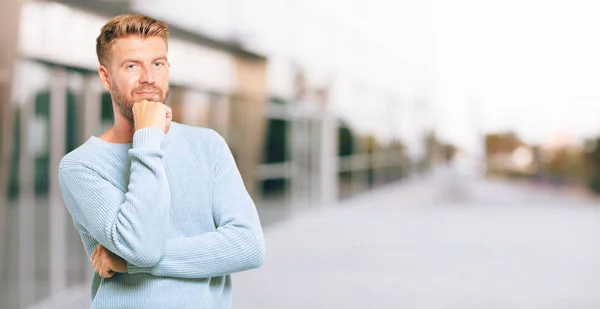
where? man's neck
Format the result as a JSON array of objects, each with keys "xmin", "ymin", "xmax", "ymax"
[{"xmin": 99, "ymin": 119, "xmax": 134, "ymax": 144}]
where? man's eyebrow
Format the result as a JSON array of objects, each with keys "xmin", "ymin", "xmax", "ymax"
[
  {"xmin": 152, "ymin": 57, "xmax": 168, "ymax": 62},
  {"xmin": 120, "ymin": 57, "xmax": 168, "ymax": 66},
  {"xmin": 120, "ymin": 58, "xmax": 141, "ymax": 66}
]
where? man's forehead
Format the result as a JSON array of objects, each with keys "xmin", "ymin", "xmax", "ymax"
[{"xmin": 111, "ymin": 35, "xmax": 168, "ymax": 56}]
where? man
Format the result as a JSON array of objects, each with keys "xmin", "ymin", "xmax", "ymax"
[{"xmin": 58, "ymin": 14, "xmax": 265, "ymax": 309}]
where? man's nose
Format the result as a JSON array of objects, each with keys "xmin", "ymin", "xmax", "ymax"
[{"xmin": 139, "ymin": 65, "xmax": 155, "ymax": 84}]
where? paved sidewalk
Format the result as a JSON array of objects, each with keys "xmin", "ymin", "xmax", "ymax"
[{"xmin": 231, "ymin": 175, "xmax": 600, "ymax": 309}]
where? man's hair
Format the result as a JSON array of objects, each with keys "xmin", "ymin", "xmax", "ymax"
[{"xmin": 96, "ymin": 14, "xmax": 169, "ymax": 66}]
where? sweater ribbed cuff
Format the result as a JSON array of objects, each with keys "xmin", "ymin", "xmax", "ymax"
[
  {"xmin": 127, "ymin": 262, "xmax": 151, "ymax": 275},
  {"xmin": 132, "ymin": 128, "xmax": 165, "ymax": 149}
]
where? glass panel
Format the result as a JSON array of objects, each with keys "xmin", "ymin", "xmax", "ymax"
[
  {"xmin": 65, "ymin": 71, "xmax": 90, "ymax": 289},
  {"xmin": 290, "ymin": 118, "xmax": 313, "ymax": 206},
  {"xmin": 338, "ymin": 171, "xmax": 353, "ymax": 200},
  {"xmin": 33, "ymin": 83, "xmax": 50, "ymax": 198},
  {"xmin": 9, "ymin": 60, "xmax": 53, "ymax": 306},
  {"xmin": 66, "ymin": 72, "xmax": 84, "ymax": 153},
  {"xmin": 6, "ymin": 107, "xmax": 20, "ymax": 202},
  {"xmin": 3, "ymin": 62, "xmax": 97, "ymax": 306},
  {"xmin": 30, "ymin": 63, "xmax": 52, "ymax": 304},
  {"xmin": 258, "ymin": 178, "xmax": 290, "ymax": 226},
  {"xmin": 262, "ymin": 119, "xmax": 289, "ymax": 164},
  {"xmin": 338, "ymin": 124, "xmax": 355, "ymax": 157},
  {"xmin": 337, "ymin": 124, "xmax": 357, "ymax": 200},
  {"xmin": 100, "ymin": 92, "xmax": 114, "ymax": 134}
]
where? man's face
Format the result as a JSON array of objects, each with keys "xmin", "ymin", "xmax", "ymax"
[{"xmin": 99, "ymin": 35, "xmax": 170, "ymax": 124}]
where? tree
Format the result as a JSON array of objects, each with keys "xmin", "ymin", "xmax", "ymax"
[
  {"xmin": 485, "ymin": 131, "xmax": 524, "ymax": 156},
  {"xmin": 584, "ymin": 137, "xmax": 600, "ymax": 193}
]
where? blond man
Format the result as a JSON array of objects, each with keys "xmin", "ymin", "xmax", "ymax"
[{"xmin": 58, "ymin": 14, "xmax": 265, "ymax": 309}]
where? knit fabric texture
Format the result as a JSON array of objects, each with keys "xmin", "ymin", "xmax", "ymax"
[{"xmin": 58, "ymin": 122, "xmax": 265, "ymax": 309}]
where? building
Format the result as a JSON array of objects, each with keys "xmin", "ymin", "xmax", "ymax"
[
  {"xmin": 0, "ymin": 1, "xmax": 270, "ymax": 308},
  {"xmin": 0, "ymin": 1, "xmax": 428, "ymax": 308}
]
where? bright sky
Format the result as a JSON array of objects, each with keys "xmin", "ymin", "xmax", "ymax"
[
  {"xmin": 138, "ymin": 0, "xmax": 600, "ymax": 155},
  {"xmin": 434, "ymin": 0, "xmax": 600, "ymax": 153}
]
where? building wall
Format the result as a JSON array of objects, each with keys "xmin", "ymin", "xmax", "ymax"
[
  {"xmin": 19, "ymin": 1, "xmax": 237, "ymax": 94},
  {"xmin": 230, "ymin": 56, "xmax": 268, "ymax": 199}
]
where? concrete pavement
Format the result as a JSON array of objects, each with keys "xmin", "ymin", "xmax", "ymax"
[{"xmin": 232, "ymin": 173, "xmax": 600, "ymax": 309}]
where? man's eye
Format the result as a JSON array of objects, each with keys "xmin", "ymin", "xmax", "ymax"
[
  {"xmin": 154, "ymin": 62, "xmax": 164, "ymax": 67},
  {"xmin": 127, "ymin": 64, "xmax": 137, "ymax": 69}
]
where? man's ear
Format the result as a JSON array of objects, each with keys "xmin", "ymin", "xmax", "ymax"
[{"xmin": 98, "ymin": 65, "xmax": 111, "ymax": 91}]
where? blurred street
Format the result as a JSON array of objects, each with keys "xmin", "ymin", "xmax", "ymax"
[{"xmin": 232, "ymin": 167, "xmax": 600, "ymax": 309}]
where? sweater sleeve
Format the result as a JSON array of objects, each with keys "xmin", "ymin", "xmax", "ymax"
[
  {"xmin": 127, "ymin": 130, "xmax": 265, "ymax": 278},
  {"xmin": 58, "ymin": 128, "xmax": 171, "ymax": 267}
]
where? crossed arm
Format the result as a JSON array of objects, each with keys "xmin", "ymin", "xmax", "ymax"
[{"xmin": 59, "ymin": 128, "xmax": 265, "ymax": 279}]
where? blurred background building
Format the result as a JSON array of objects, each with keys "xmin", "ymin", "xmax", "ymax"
[
  {"xmin": 0, "ymin": 0, "xmax": 436, "ymax": 308},
  {"xmin": 7, "ymin": 0, "xmax": 600, "ymax": 308}
]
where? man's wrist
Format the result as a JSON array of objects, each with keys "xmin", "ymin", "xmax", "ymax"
[{"xmin": 132, "ymin": 127, "xmax": 165, "ymax": 149}]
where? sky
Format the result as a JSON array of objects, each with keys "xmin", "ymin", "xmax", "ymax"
[
  {"xmin": 137, "ymin": 0, "xmax": 600, "ymax": 156},
  {"xmin": 434, "ymin": 0, "xmax": 600, "ymax": 153}
]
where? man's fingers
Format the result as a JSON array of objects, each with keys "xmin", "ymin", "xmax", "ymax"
[
  {"xmin": 93, "ymin": 249, "xmax": 105, "ymax": 274},
  {"xmin": 100, "ymin": 268, "xmax": 114, "ymax": 279},
  {"xmin": 90, "ymin": 247, "xmax": 98, "ymax": 262},
  {"xmin": 90, "ymin": 245, "xmax": 118, "ymax": 279},
  {"xmin": 91, "ymin": 244, "xmax": 103, "ymax": 261},
  {"xmin": 90, "ymin": 246, "xmax": 100, "ymax": 263},
  {"xmin": 93, "ymin": 257, "xmax": 101, "ymax": 274},
  {"xmin": 98, "ymin": 259, "xmax": 108, "ymax": 278},
  {"xmin": 99, "ymin": 259, "xmax": 114, "ymax": 278}
]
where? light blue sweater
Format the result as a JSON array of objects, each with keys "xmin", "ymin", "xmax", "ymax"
[{"xmin": 58, "ymin": 122, "xmax": 265, "ymax": 309}]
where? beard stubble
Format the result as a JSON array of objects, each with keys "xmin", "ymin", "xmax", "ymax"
[{"xmin": 110, "ymin": 84, "xmax": 169, "ymax": 125}]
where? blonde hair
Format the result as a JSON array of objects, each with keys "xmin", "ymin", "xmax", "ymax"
[{"xmin": 96, "ymin": 14, "xmax": 169, "ymax": 65}]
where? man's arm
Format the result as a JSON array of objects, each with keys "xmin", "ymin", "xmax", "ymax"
[
  {"xmin": 59, "ymin": 128, "xmax": 171, "ymax": 267},
  {"xmin": 127, "ymin": 130, "xmax": 265, "ymax": 278}
]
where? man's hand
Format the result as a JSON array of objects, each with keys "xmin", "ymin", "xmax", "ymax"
[
  {"xmin": 164, "ymin": 104, "xmax": 172, "ymax": 134},
  {"xmin": 90, "ymin": 244, "xmax": 127, "ymax": 278},
  {"xmin": 132, "ymin": 100, "xmax": 172, "ymax": 133}
]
